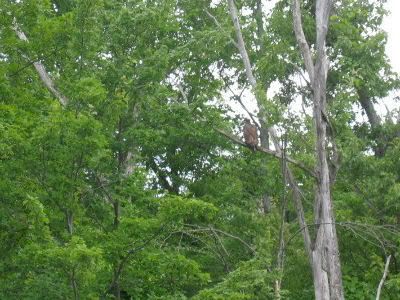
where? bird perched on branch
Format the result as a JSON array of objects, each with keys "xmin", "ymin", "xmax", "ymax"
[{"xmin": 243, "ymin": 118, "xmax": 258, "ymax": 151}]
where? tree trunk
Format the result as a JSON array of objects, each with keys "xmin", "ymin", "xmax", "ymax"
[
  {"xmin": 71, "ymin": 268, "xmax": 79, "ymax": 300},
  {"xmin": 227, "ymin": 0, "xmax": 345, "ymax": 297},
  {"xmin": 293, "ymin": 0, "xmax": 344, "ymax": 298},
  {"xmin": 357, "ymin": 88, "xmax": 385, "ymax": 157},
  {"xmin": 113, "ymin": 200, "xmax": 120, "ymax": 227},
  {"xmin": 66, "ymin": 210, "xmax": 74, "ymax": 235}
]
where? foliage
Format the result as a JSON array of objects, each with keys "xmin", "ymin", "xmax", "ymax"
[{"xmin": 0, "ymin": 0, "xmax": 399, "ymax": 299}]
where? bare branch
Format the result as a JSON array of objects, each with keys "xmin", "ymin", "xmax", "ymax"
[
  {"xmin": 292, "ymin": 0, "xmax": 315, "ymax": 82},
  {"xmin": 103, "ymin": 225, "xmax": 167, "ymax": 298},
  {"xmin": 182, "ymin": 224, "xmax": 256, "ymax": 254},
  {"xmin": 376, "ymin": 255, "xmax": 391, "ymax": 300},
  {"xmin": 204, "ymin": 9, "xmax": 239, "ymax": 49},
  {"xmin": 12, "ymin": 19, "xmax": 69, "ymax": 107},
  {"xmin": 210, "ymin": 228, "xmax": 255, "ymax": 255},
  {"xmin": 227, "ymin": 0, "xmax": 257, "ymax": 88},
  {"xmin": 275, "ymin": 142, "xmax": 289, "ymax": 298},
  {"xmin": 226, "ymin": 85, "xmax": 261, "ymax": 129},
  {"xmin": 286, "ymin": 60, "xmax": 311, "ymax": 87},
  {"xmin": 315, "ymin": 0, "xmax": 332, "ymax": 54},
  {"xmin": 237, "ymin": 97, "xmax": 260, "ymax": 129}
]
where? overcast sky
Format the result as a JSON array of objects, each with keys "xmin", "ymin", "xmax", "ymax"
[
  {"xmin": 383, "ymin": 0, "xmax": 400, "ymax": 74},
  {"xmin": 379, "ymin": 0, "xmax": 400, "ymax": 115},
  {"xmin": 227, "ymin": 0, "xmax": 400, "ymax": 119}
]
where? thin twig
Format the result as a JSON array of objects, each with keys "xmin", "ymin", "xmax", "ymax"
[
  {"xmin": 292, "ymin": 0, "xmax": 315, "ymax": 82},
  {"xmin": 179, "ymin": 224, "xmax": 256, "ymax": 254},
  {"xmin": 102, "ymin": 224, "xmax": 167, "ymax": 298},
  {"xmin": 286, "ymin": 60, "xmax": 311, "ymax": 87},
  {"xmin": 204, "ymin": 9, "xmax": 239, "ymax": 49},
  {"xmin": 209, "ymin": 226, "xmax": 230, "ymax": 258},
  {"xmin": 227, "ymin": 85, "xmax": 261, "ymax": 130}
]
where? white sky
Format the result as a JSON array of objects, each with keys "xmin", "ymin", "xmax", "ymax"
[
  {"xmin": 230, "ymin": 0, "xmax": 400, "ymax": 121},
  {"xmin": 383, "ymin": 0, "xmax": 400, "ymax": 74}
]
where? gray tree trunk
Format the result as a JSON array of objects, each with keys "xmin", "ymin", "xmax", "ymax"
[{"xmin": 293, "ymin": 0, "xmax": 344, "ymax": 298}]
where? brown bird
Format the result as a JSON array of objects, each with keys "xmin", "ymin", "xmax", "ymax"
[{"xmin": 243, "ymin": 118, "xmax": 258, "ymax": 151}]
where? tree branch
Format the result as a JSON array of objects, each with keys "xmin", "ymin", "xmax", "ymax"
[
  {"xmin": 12, "ymin": 19, "xmax": 69, "ymax": 107},
  {"xmin": 181, "ymin": 223, "xmax": 256, "ymax": 255},
  {"xmin": 215, "ymin": 128, "xmax": 316, "ymax": 177},
  {"xmin": 287, "ymin": 60, "xmax": 311, "ymax": 88},
  {"xmin": 376, "ymin": 255, "xmax": 392, "ymax": 300},
  {"xmin": 102, "ymin": 225, "xmax": 167, "ymax": 299},
  {"xmin": 292, "ymin": 0, "xmax": 315, "ymax": 83},
  {"xmin": 204, "ymin": 9, "xmax": 239, "ymax": 49},
  {"xmin": 226, "ymin": 85, "xmax": 261, "ymax": 129},
  {"xmin": 227, "ymin": 0, "xmax": 257, "ymax": 88},
  {"xmin": 315, "ymin": 0, "xmax": 332, "ymax": 54}
]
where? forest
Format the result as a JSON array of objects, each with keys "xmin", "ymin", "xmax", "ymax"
[{"xmin": 1, "ymin": 0, "xmax": 400, "ymax": 299}]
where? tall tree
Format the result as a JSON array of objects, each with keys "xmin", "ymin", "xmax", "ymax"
[{"xmin": 293, "ymin": 0, "xmax": 344, "ymax": 298}]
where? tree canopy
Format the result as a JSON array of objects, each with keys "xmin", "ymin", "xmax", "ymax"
[{"xmin": 1, "ymin": 0, "xmax": 399, "ymax": 299}]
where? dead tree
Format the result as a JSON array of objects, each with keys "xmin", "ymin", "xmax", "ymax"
[{"xmin": 223, "ymin": 0, "xmax": 345, "ymax": 298}]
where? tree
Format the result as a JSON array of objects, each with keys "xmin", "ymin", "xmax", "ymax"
[
  {"xmin": 1, "ymin": 0, "xmax": 399, "ymax": 299},
  {"xmin": 292, "ymin": 0, "xmax": 344, "ymax": 298}
]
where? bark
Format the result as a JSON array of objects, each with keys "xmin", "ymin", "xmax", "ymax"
[
  {"xmin": 275, "ymin": 149, "xmax": 288, "ymax": 299},
  {"xmin": 260, "ymin": 194, "xmax": 271, "ymax": 214},
  {"xmin": 112, "ymin": 269, "xmax": 121, "ymax": 300},
  {"xmin": 113, "ymin": 201, "xmax": 120, "ymax": 228},
  {"xmin": 376, "ymin": 255, "xmax": 391, "ymax": 300},
  {"xmin": 357, "ymin": 89, "xmax": 381, "ymax": 130},
  {"xmin": 292, "ymin": 0, "xmax": 315, "ymax": 83},
  {"xmin": 123, "ymin": 151, "xmax": 135, "ymax": 177},
  {"xmin": 255, "ymin": 0, "xmax": 271, "ymax": 213},
  {"xmin": 66, "ymin": 210, "xmax": 74, "ymax": 235},
  {"xmin": 259, "ymin": 119, "xmax": 270, "ymax": 149},
  {"xmin": 357, "ymin": 88, "xmax": 386, "ymax": 157},
  {"xmin": 228, "ymin": 0, "xmax": 257, "ymax": 88},
  {"xmin": 253, "ymin": 0, "xmax": 265, "ymax": 53},
  {"xmin": 293, "ymin": 0, "xmax": 344, "ymax": 299}
]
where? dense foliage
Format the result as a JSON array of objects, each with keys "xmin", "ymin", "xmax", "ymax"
[{"xmin": 0, "ymin": 0, "xmax": 399, "ymax": 299}]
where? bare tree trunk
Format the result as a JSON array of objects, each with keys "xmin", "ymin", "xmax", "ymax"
[
  {"xmin": 66, "ymin": 210, "xmax": 74, "ymax": 235},
  {"xmin": 113, "ymin": 280, "xmax": 121, "ymax": 300},
  {"xmin": 275, "ymin": 143, "xmax": 288, "ymax": 299},
  {"xmin": 228, "ymin": 0, "xmax": 344, "ymax": 298},
  {"xmin": 376, "ymin": 255, "xmax": 391, "ymax": 300},
  {"xmin": 357, "ymin": 89, "xmax": 381, "ymax": 130},
  {"xmin": 253, "ymin": 0, "xmax": 272, "ymax": 214},
  {"xmin": 293, "ymin": 0, "xmax": 344, "ymax": 298}
]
